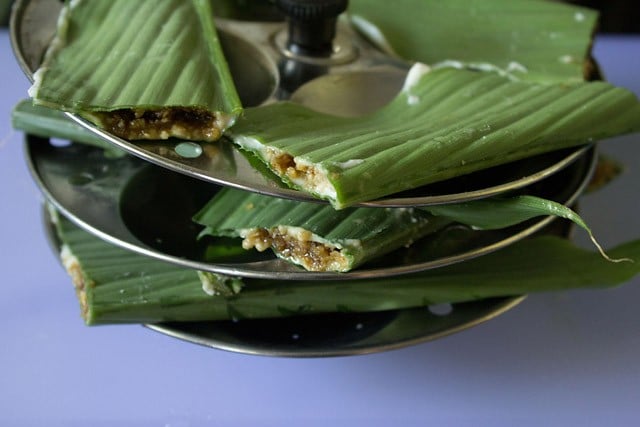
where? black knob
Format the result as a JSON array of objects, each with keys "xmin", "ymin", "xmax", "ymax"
[{"xmin": 276, "ymin": 0, "xmax": 349, "ymax": 56}]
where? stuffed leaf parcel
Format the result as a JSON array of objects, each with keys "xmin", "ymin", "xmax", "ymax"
[
  {"xmin": 193, "ymin": 187, "xmax": 452, "ymax": 273},
  {"xmin": 230, "ymin": 65, "xmax": 640, "ymax": 208},
  {"xmin": 53, "ymin": 210, "xmax": 640, "ymax": 325},
  {"xmin": 29, "ymin": 0, "xmax": 241, "ymax": 142}
]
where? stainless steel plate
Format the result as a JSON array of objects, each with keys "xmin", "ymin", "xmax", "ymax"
[
  {"xmin": 11, "ymin": 0, "xmax": 590, "ymax": 207},
  {"xmin": 146, "ymin": 297, "xmax": 527, "ymax": 357},
  {"xmin": 26, "ymin": 134, "xmax": 597, "ymax": 280}
]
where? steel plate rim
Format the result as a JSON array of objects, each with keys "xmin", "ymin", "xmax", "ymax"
[{"xmin": 144, "ymin": 296, "xmax": 527, "ymax": 358}]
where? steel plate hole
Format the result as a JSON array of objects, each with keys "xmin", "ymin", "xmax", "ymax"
[
  {"xmin": 211, "ymin": 0, "xmax": 283, "ymax": 21},
  {"xmin": 290, "ymin": 69, "xmax": 407, "ymax": 117},
  {"xmin": 68, "ymin": 172, "xmax": 94, "ymax": 186},
  {"xmin": 174, "ymin": 142, "xmax": 203, "ymax": 159},
  {"xmin": 50, "ymin": 138, "xmax": 71, "ymax": 147},
  {"xmin": 428, "ymin": 303, "xmax": 453, "ymax": 316},
  {"xmin": 220, "ymin": 31, "xmax": 277, "ymax": 107}
]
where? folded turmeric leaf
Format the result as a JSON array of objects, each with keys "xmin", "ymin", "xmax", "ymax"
[
  {"xmin": 193, "ymin": 187, "xmax": 451, "ymax": 272},
  {"xmin": 53, "ymin": 209, "xmax": 640, "ymax": 325},
  {"xmin": 29, "ymin": 0, "xmax": 241, "ymax": 142},
  {"xmin": 230, "ymin": 65, "xmax": 640, "ymax": 208}
]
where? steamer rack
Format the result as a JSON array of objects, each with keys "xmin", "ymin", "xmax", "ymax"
[{"xmin": 11, "ymin": 0, "xmax": 599, "ymax": 356}]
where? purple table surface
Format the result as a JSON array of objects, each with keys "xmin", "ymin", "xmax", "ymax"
[{"xmin": 1, "ymin": 28, "xmax": 639, "ymax": 427}]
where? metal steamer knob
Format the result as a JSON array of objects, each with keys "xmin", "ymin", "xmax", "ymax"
[{"xmin": 275, "ymin": 0, "xmax": 349, "ymax": 57}]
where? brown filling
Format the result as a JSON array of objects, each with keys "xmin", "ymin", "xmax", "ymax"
[
  {"xmin": 90, "ymin": 107, "xmax": 222, "ymax": 142},
  {"xmin": 242, "ymin": 228, "xmax": 348, "ymax": 272},
  {"xmin": 63, "ymin": 255, "xmax": 90, "ymax": 320},
  {"xmin": 271, "ymin": 153, "xmax": 302, "ymax": 179},
  {"xmin": 270, "ymin": 153, "xmax": 324, "ymax": 188}
]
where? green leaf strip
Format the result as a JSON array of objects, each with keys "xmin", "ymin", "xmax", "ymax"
[
  {"xmin": 349, "ymin": 0, "xmax": 598, "ymax": 83},
  {"xmin": 424, "ymin": 195, "xmax": 630, "ymax": 263},
  {"xmin": 11, "ymin": 100, "xmax": 124, "ymax": 155}
]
